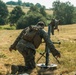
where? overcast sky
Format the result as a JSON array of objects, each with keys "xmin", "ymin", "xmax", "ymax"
[{"xmin": 2, "ymin": 0, "xmax": 76, "ymax": 8}]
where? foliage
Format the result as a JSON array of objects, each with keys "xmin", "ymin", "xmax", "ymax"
[
  {"xmin": 6, "ymin": 1, "xmax": 44, "ymax": 8},
  {"xmin": 9, "ymin": 6, "xmax": 25, "ymax": 25},
  {"xmin": 6, "ymin": 0, "xmax": 22, "ymax": 6},
  {"xmin": 18, "ymin": 0, "xmax": 22, "ymax": 5},
  {"xmin": 16, "ymin": 12, "xmax": 47, "ymax": 29},
  {"xmin": 52, "ymin": 0, "xmax": 75, "ymax": 24},
  {"xmin": 27, "ymin": 5, "xmax": 39, "ymax": 14},
  {"xmin": 0, "ymin": 0, "xmax": 8, "ymax": 25},
  {"xmin": 40, "ymin": 7, "xmax": 47, "ymax": 17},
  {"xmin": 72, "ymin": 7, "xmax": 76, "ymax": 23},
  {"xmin": 35, "ymin": 3, "xmax": 42, "ymax": 8},
  {"xmin": 22, "ymin": 2, "xmax": 34, "ymax": 7},
  {"xmin": 16, "ymin": 5, "xmax": 47, "ymax": 29},
  {"xmin": 27, "ymin": 5, "xmax": 47, "ymax": 18},
  {"xmin": 6, "ymin": 1, "xmax": 18, "ymax": 5}
]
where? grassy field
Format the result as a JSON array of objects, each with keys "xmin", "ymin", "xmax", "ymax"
[{"xmin": 0, "ymin": 24, "xmax": 76, "ymax": 75}]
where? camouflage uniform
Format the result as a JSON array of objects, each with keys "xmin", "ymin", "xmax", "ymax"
[
  {"xmin": 9, "ymin": 22, "xmax": 60, "ymax": 72},
  {"xmin": 49, "ymin": 19, "xmax": 60, "ymax": 35}
]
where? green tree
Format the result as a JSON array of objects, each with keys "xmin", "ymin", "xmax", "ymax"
[
  {"xmin": 6, "ymin": 1, "xmax": 17, "ymax": 5},
  {"xmin": 18, "ymin": 0, "xmax": 22, "ymax": 5},
  {"xmin": 16, "ymin": 12, "xmax": 46, "ymax": 29},
  {"xmin": 52, "ymin": 0, "xmax": 74, "ymax": 24},
  {"xmin": 16, "ymin": 5, "xmax": 47, "ymax": 29},
  {"xmin": 9, "ymin": 6, "xmax": 25, "ymax": 25},
  {"xmin": 28, "ymin": 5, "xmax": 47, "ymax": 18},
  {"xmin": 21, "ymin": 2, "xmax": 34, "ymax": 7},
  {"xmin": 40, "ymin": 7, "xmax": 47, "ymax": 17},
  {"xmin": 0, "ymin": 0, "xmax": 8, "ymax": 25},
  {"xmin": 27, "ymin": 5, "xmax": 39, "ymax": 14},
  {"xmin": 72, "ymin": 8, "xmax": 76, "ymax": 23},
  {"xmin": 35, "ymin": 3, "xmax": 42, "ymax": 8}
]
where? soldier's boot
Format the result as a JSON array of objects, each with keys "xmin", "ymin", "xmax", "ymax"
[
  {"xmin": 17, "ymin": 65, "xmax": 35, "ymax": 74},
  {"xmin": 11, "ymin": 65, "xmax": 19, "ymax": 74},
  {"xmin": 11, "ymin": 65, "xmax": 30, "ymax": 74}
]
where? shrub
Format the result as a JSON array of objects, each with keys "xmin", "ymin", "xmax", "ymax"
[
  {"xmin": 0, "ymin": 0, "xmax": 8, "ymax": 25},
  {"xmin": 16, "ymin": 12, "xmax": 47, "ymax": 29}
]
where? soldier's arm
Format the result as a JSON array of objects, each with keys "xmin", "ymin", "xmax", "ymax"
[
  {"xmin": 9, "ymin": 28, "xmax": 26, "ymax": 51},
  {"xmin": 38, "ymin": 29, "xmax": 61, "ymax": 58}
]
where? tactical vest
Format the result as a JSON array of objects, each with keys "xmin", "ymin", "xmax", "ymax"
[{"xmin": 22, "ymin": 26, "xmax": 42, "ymax": 48}]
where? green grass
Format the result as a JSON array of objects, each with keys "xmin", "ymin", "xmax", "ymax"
[{"xmin": 0, "ymin": 24, "xmax": 16, "ymax": 30}]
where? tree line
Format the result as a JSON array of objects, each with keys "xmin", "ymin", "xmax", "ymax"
[
  {"xmin": 53, "ymin": 0, "xmax": 76, "ymax": 24},
  {"xmin": 6, "ymin": 0, "xmax": 45, "ymax": 8},
  {"xmin": 0, "ymin": 0, "xmax": 76, "ymax": 29}
]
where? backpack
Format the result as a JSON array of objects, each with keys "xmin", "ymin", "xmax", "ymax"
[{"xmin": 22, "ymin": 25, "xmax": 42, "ymax": 48}]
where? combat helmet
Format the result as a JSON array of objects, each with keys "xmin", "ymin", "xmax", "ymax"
[{"xmin": 37, "ymin": 21, "xmax": 45, "ymax": 26}]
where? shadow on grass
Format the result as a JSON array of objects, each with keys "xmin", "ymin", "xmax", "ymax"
[
  {"xmin": 37, "ymin": 67, "xmax": 57, "ymax": 75},
  {"xmin": 4, "ymin": 64, "xmax": 57, "ymax": 75}
]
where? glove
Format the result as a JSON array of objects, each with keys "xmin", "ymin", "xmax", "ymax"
[
  {"xmin": 9, "ymin": 45, "xmax": 16, "ymax": 52},
  {"xmin": 52, "ymin": 49, "xmax": 61, "ymax": 58}
]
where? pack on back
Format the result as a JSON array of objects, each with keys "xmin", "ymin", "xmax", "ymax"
[{"xmin": 23, "ymin": 26, "xmax": 42, "ymax": 48}]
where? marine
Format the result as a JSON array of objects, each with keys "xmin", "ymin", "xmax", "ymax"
[{"xmin": 9, "ymin": 21, "xmax": 61, "ymax": 74}]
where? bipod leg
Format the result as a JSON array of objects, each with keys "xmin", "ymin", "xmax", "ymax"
[{"xmin": 36, "ymin": 52, "xmax": 46, "ymax": 63}]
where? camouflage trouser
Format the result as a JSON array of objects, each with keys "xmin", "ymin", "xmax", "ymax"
[{"xmin": 18, "ymin": 47, "xmax": 36, "ymax": 69}]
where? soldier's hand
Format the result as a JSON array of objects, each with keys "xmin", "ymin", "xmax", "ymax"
[
  {"xmin": 9, "ymin": 45, "xmax": 13, "ymax": 52},
  {"xmin": 53, "ymin": 49, "xmax": 61, "ymax": 58},
  {"xmin": 9, "ymin": 45, "xmax": 16, "ymax": 52}
]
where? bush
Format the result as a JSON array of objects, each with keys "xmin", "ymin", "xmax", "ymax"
[
  {"xmin": 0, "ymin": 0, "xmax": 8, "ymax": 25},
  {"xmin": 16, "ymin": 12, "xmax": 47, "ymax": 29},
  {"xmin": 9, "ymin": 6, "xmax": 25, "ymax": 25},
  {"xmin": 0, "ymin": 18, "xmax": 5, "ymax": 25}
]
